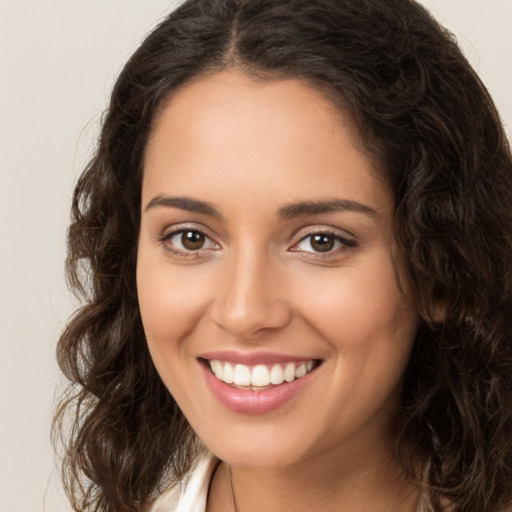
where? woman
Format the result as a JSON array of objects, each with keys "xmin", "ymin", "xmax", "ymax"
[{"xmin": 53, "ymin": 0, "xmax": 512, "ymax": 511}]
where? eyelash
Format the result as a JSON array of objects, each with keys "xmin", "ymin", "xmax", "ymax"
[
  {"xmin": 158, "ymin": 226, "xmax": 356, "ymax": 260},
  {"xmin": 158, "ymin": 226, "xmax": 218, "ymax": 260},
  {"xmin": 290, "ymin": 229, "xmax": 357, "ymax": 258}
]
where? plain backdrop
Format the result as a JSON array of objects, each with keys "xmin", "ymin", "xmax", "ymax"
[{"xmin": 1, "ymin": 1, "xmax": 511, "ymax": 511}]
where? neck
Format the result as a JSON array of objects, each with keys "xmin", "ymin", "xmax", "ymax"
[{"xmin": 207, "ymin": 436, "xmax": 421, "ymax": 512}]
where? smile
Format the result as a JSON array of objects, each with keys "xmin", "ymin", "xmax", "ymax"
[
  {"xmin": 208, "ymin": 360, "xmax": 316, "ymax": 389},
  {"xmin": 199, "ymin": 354, "xmax": 322, "ymax": 414}
]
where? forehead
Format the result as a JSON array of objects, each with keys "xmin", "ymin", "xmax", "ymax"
[
  {"xmin": 148, "ymin": 70, "xmax": 347, "ymax": 155},
  {"xmin": 142, "ymin": 69, "xmax": 391, "ymax": 216}
]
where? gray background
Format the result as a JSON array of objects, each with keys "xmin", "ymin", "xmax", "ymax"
[{"xmin": 1, "ymin": 1, "xmax": 511, "ymax": 510}]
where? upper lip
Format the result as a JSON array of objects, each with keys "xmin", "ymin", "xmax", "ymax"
[{"xmin": 199, "ymin": 350, "xmax": 318, "ymax": 366}]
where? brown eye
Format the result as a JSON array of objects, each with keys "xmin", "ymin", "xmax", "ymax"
[
  {"xmin": 292, "ymin": 231, "xmax": 356, "ymax": 256},
  {"xmin": 162, "ymin": 227, "xmax": 218, "ymax": 255},
  {"xmin": 181, "ymin": 230, "xmax": 206, "ymax": 250},
  {"xmin": 310, "ymin": 234, "xmax": 335, "ymax": 252}
]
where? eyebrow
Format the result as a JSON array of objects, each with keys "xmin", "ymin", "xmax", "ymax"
[
  {"xmin": 144, "ymin": 195, "xmax": 223, "ymax": 219},
  {"xmin": 144, "ymin": 195, "xmax": 379, "ymax": 220},
  {"xmin": 278, "ymin": 199, "xmax": 379, "ymax": 219}
]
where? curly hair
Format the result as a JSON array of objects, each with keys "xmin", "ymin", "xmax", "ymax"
[{"xmin": 53, "ymin": 0, "xmax": 512, "ymax": 511}]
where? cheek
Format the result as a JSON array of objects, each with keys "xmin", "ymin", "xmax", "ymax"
[
  {"xmin": 294, "ymin": 260, "xmax": 416, "ymax": 422},
  {"xmin": 290, "ymin": 254, "xmax": 417, "ymax": 369},
  {"xmin": 136, "ymin": 253, "xmax": 212, "ymax": 360},
  {"xmin": 136, "ymin": 257, "xmax": 216, "ymax": 410}
]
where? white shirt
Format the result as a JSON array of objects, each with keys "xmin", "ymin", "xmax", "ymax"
[{"xmin": 149, "ymin": 453, "xmax": 219, "ymax": 512}]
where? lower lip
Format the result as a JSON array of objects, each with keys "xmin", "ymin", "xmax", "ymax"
[{"xmin": 200, "ymin": 361, "xmax": 318, "ymax": 415}]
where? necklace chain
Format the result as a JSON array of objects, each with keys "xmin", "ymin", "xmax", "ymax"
[{"xmin": 228, "ymin": 465, "xmax": 239, "ymax": 512}]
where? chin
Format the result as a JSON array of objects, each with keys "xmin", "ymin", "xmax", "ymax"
[{"xmin": 197, "ymin": 422, "xmax": 317, "ymax": 470}]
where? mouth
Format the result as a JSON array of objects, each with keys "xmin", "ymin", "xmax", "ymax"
[
  {"xmin": 198, "ymin": 351, "xmax": 323, "ymax": 414},
  {"xmin": 205, "ymin": 359, "xmax": 319, "ymax": 390}
]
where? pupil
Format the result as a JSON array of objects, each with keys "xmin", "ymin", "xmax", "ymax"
[
  {"xmin": 311, "ymin": 234, "xmax": 334, "ymax": 252},
  {"xmin": 182, "ymin": 231, "xmax": 205, "ymax": 250}
]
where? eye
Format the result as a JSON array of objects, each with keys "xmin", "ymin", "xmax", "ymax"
[
  {"xmin": 161, "ymin": 228, "xmax": 218, "ymax": 252},
  {"xmin": 292, "ymin": 232, "xmax": 355, "ymax": 254}
]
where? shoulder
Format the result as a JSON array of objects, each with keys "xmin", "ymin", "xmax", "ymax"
[{"xmin": 148, "ymin": 452, "xmax": 220, "ymax": 512}]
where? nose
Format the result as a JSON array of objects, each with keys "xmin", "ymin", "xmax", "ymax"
[{"xmin": 209, "ymin": 248, "xmax": 292, "ymax": 340}]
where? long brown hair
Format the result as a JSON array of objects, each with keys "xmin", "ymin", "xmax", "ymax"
[{"xmin": 54, "ymin": 1, "xmax": 512, "ymax": 510}]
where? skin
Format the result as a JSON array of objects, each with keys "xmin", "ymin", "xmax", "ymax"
[{"xmin": 137, "ymin": 69, "xmax": 420, "ymax": 511}]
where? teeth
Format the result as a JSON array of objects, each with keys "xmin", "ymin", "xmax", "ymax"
[
  {"xmin": 234, "ymin": 364, "xmax": 251, "ymax": 386},
  {"xmin": 212, "ymin": 360, "xmax": 222, "ymax": 379},
  {"xmin": 295, "ymin": 363, "xmax": 307, "ymax": 378},
  {"xmin": 284, "ymin": 363, "xmax": 296, "ymax": 382},
  {"xmin": 269, "ymin": 364, "xmax": 284, "ymax": 385},
  {"xmin": 208, "ymin": 360, "xmax": 316, "ymax": 388},
  {"xmin": 223, "ymin": 362, "xmax": 234, "ymax": 384},
  {"xmin": 251, "ymin": 365, "xmax": 270, "ymax": 386}
]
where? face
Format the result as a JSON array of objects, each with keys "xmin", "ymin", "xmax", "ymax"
[{"xmin": 137, "ymin": 70, "xmax": 418, "ymax": 470}]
